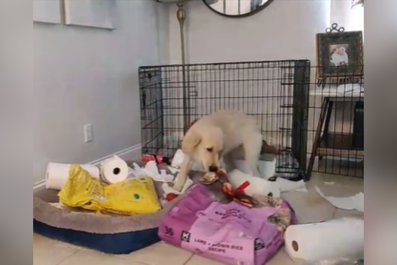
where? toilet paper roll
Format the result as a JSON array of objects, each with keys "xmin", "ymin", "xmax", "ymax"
[
  {"xmin": 100, "ymin": 156, "xmax": 129, "ymax": 184},
  {"xmin": 258, "ymin": 158, "xmax": 276, "ymax": 179},
  {"xmin": 45, "ymin": 162, "xmax": 100, "ymax": 190},
  {"xmin": 284, "ymin": 218, "xmax": 364, "ymax": 263}
]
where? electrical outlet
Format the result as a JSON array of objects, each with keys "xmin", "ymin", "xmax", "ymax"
[{"xmin": 84, "ymin": 123, "xmax": 94, "ymax": 143}]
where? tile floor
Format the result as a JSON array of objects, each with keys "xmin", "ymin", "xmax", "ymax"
[{"xmin": 33, "ymin": 172, "xmax": 363, "ymax": 265}]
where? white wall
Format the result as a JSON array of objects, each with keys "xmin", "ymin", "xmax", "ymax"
[
  {"xmin": 168, "ymin": 0, "xmax": 331, "ymax": 64},
  {"xmin": 33, "ymin": 0, "xmax": 168, "ymax": 183},
  {"xmin": 331, "ymin": 0, "xmax": 364, "ymax": 33},
  {"xmin": 33, "ymin": 0, "xmax": 362, "ymax": 184},
  {"xmin": 1, "ymin": 1, "xmax": 34, "ymax": 263}
]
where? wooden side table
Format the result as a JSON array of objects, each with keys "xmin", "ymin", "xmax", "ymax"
[{"xmin": 307, "ymin": 86, "xmax": 364, "ymax": 177}]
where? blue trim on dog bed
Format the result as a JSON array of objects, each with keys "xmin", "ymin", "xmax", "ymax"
[{"xmin": 34, "ymin": 219, "xmax": 160, "ymax": 254}]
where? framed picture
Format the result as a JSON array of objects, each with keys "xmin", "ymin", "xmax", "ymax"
[
  {"xmin": 316, "ymin": 31, "xmax": 363, "ymax": 80},
  {"xmin": 64, "ymin": 0, "xmax": 116, "ymax": 30},
  {"xmin": 33, "ymin": 0, "xmax": 62, "ymax": 24}
]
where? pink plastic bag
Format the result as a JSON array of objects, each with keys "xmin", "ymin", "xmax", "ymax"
[{"xmin": 158, "ymin": 184, "xmax": 296, "ymax": 265}]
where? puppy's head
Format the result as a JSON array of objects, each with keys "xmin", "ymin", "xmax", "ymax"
[{"xmin": 182, "ymin": 125, "xmax": 223, "ymax": 172}]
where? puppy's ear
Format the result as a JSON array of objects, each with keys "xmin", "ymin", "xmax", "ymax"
[
  {"xmin": 182, "ymin": 130, "xmax": 201, "ymax": 155},
  {"xmin": 261, "ymin": 140, "xmax": 280, "ymax": 155}
]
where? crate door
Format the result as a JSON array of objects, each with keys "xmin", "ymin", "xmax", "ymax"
[{"xmin": 139, "ymin": 68, "xmax": 163, "ymax": 155}]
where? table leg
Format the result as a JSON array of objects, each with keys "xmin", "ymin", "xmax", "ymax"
[{"xmin": 307, "ymin": 97, "xmax": 330, "ymax": 177}]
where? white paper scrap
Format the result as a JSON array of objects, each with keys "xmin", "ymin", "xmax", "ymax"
[
  {"xmin": 162, "ymin": 178, "xmax": 193, "ymax": 196},
  {"xmin": 323, "ymin": 181, "xmax": 335, "ymax": 185},
  {"xmin": 129, "ymin": 161, "xmax": 175, "ymax": 182},
  {"xmin": 167, "ymin": 166, "xmax": 179, "ymax": 174},
  {"xmin": 315, "ymin": 186, "xmax": 364, "ymax": 212}
]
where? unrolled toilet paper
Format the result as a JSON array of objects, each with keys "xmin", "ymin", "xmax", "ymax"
[
  {"xmin": 45, "ymin": 162, "xmax": 100, "ymax": 190},
  {"xmin": 130, "ymin": 161, "xmax": 174, "ymax": 182},
  {"xmin": 315, "ymin": 186, "xmax": 364, "ymax": 212},
  {"xmin": 228, "ymin": 169, "xmax": 281, "ymax": 197},
  {"xmin": 100, "ymin": 156, "xmax": 129, "ymax": 184},
  {"xmin": 284, "ymin": 218, "xmax": 364, "ymax": 264}
]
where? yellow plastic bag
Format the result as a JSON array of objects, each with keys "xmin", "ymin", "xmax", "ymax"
[{"xmin": 58, "ymin": 165, "xmax": 161, "ymax": 215}]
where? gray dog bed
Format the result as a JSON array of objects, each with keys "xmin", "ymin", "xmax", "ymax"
[
  {"xmin": 33, "ymin": 177, "xmax": 184, "ymax": 254},
  {"xmin": 33, "ymin": 163, "xmax": 269, "ymax": 254}
]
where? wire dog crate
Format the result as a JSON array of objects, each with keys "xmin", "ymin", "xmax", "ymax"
[
  {"xmin": 138, "ymin": 60, "xmax": 364, "ymax": 179},
  {"xmin": 139, "ymin": 60, "xmax": 311, "ymax": 180}
]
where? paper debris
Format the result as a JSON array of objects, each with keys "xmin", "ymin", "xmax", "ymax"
[
  {"xmin": 49, "ymin": 202, "xmax": 65, "ymax": 209},
  {"xmin": 167, "ymin": 166, "xmax": 179, "ymax": 174},
  {"xmin": 145, "ymin": 160, "xmax": 159, "ymax": 174},
  {"xmin": 315, "ymin": 186, "xmax": 364, "ymax": 212},
  {"xmin": 130, "ymin": 162, "xmax": 147, "ymax": 176},
  {"xmin": 129, "ymin": 161, "xmax": 174, "ymax": 182},
  {"xmin": 295, "ymin": 186, "xmax": 309, "ymax": 192},
  {"xmin": 155, "ymin": 169, "xmax": 174, "ymax": 182},
  {"xmin": 162, "ymin": 178, "xmax": 193, "ymax": 196},
  {"xmin": 323, "ymin": 181, "xmax": 335, "ymax": 185},
  {"xmin": 127, "ymin": 166, "xmax": 136, "ymax": 177}
]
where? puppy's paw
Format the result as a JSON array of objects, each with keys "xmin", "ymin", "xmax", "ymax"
[{"xmin": 172, "ymin": 180, "xmax": 184, "ymax": 192}]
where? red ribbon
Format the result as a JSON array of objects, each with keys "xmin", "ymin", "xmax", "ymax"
[
  {"xmin": 235, "ymin": 181, "xmax": 250, "ymax": 194},
  {"xmin": 222, "ymin": 181, "xmax": 250, "ymax": 197}
]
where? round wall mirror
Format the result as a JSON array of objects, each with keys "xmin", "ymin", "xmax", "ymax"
[{"xmin": 202, "ymin": 0, "xmax": 274, "ymax": 18}]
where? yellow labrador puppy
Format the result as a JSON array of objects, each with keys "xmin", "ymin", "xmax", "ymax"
[{"xmin": 173, "ymin": 111, "xmax": 263, "ymax": 191}]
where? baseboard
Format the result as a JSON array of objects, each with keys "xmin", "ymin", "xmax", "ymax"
[
  {"xmin": 33, "ymin": 144, "xmax": 141, "ymax": 192},
  {"xmin": 34, "ymin": 179, "xmax": 46, "ymax": 191},
  {"xmin": 88, "ymin": 144, "xmax": 142, "ymax": 166}
]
